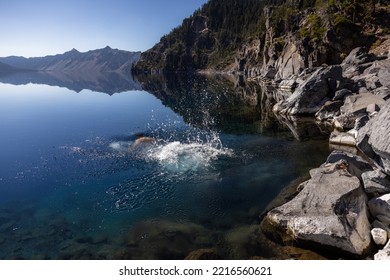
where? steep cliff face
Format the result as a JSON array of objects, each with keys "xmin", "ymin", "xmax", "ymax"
[
  {"xmin": 134, "ymin": 0, "xmax": 388, "ymax": 78},
  {"xmin": 135, "ymin": 15, "xmax": 216, "ymax": 72},
  {"xmin": 260, "ymin": 1, "xmax": 381, "ymax": 80},
  {"xmin": 133, "ymin": 0, "xmax": 268, "ymax": 73}
]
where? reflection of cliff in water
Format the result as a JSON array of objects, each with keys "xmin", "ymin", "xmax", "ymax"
[
  {"xmin": 136, "ymin": 72, "xmax": 331, "ymax": 140},
  {"xmin": 0, "ymin": 70, "xmax": 142, "ymax": 95}
]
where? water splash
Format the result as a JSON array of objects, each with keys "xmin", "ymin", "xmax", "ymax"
[
  {"xmin": 105, "ymin": 121, "xmax": 233, "ymax": 212},
  {"xmin": 147, "ymin": 141, "xmax": 232, "ymax": 173},
  {"xmin": 143, "ymin": 111, "xmax": 233, "ymax": 172}
]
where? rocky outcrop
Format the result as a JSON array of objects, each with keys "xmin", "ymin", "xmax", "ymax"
[
  {"xmin": 266, "ymin": 151, "xmax": 372, "ymax": 256},
  {"xmin": 273, "ymin": 42, "xmax": 306, "ymax": 81},
  {"xmin": 368, "ymin": 194, "xmax": 390, "ymax": 224},
  {"xmin": 336, "ymin": 93, "xmax": 386, "ymax": 130},
  {"xmin": 315, "ymin": 100, "xmax": 343, "ymax": 121},
  {"xmin": 329, "ymin": 131, "xmax": 356, "ymax": 147},
  {"xmin": 233, "ymin": 39, "xmax": 262, "ymax": 76},
  {"xmin": 362, "ymin": 169, "xmax": 390, "ymax": 194},
  {"xmin": 357, "ymin": 100, "xmax": 390, "ymax": 175},
  {"xmin": 273, "ymin": 66, "xmax": 343, "ymax": 115}
]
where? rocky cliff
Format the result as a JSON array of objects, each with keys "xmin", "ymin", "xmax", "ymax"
[
  {"xmin": 265, "ymin": 44, "xmax": 390, "ymax": 258},
  {"xmin": 133, "ymin": 0, "xmax": 388, "ymax": 77}
]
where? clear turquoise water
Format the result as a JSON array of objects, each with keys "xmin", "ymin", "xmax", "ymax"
[{"xmin": 0, "ymin": 78, "xmax": 329, "ymax": 259}]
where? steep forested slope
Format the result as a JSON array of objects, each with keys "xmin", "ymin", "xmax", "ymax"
[{"xmin": 133, "ymin": 0, "xmax": 389, "ymax": 75}]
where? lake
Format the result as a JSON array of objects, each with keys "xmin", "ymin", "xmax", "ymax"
[{"xmin": 0, "ymin": 72, "xmax": 330, "ymax": 259}]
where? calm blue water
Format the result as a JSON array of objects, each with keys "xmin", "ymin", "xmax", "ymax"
[{"xmin": 0, "ymin": 79, "xmax": 329, "ymax": 259}]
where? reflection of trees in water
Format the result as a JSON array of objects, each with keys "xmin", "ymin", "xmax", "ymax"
[{"xmin": 135, "ymin": 72, "xmax": 331, "ymax": 140}]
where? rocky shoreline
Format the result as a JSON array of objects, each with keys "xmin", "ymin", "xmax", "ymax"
[{"xmin": 261, "ymin": 45, "xmax": 390, "ymax": 259}]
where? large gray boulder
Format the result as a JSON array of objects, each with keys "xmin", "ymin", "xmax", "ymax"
[
  {"xmin": 340, "ymin": 94, "xmax": 385, "ymax": 116},
  {"xmin": 342, "ymin": 47, "xmax": 380, "ymax": 78},
  {"xmin": 362, "ymin": 169, "xmax": 390, "ymax": 194},
  {"xmin": 273, "ymin": 66, "xmax": 343, "ymax": 115},
  {"xmin": 363, "ymin": 59, "xmax": 390, "ymax": 89},
  {"xmin": 335, "ymin": 93, "xmax": 386, "ymax": 130},
  {"xmin": 368, "ymin": 194, "xmax": 390, "ymax": 225},
  {"xmin": 357, "ymin": 100, "xmax": 390, "ymax": 175},
  {"xmin": 325, "ymin": 150, "xmax": 373, "ymax": 179},
  {"xmin": 342, "ymin": 47, "xmax": 378, "ymax": 67},
  {"xmin": 266, "ymin": 152, "xmax": 372, "ymax": 256}
]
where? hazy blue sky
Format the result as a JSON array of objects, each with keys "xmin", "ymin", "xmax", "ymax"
[{"xmin": 0, "ymin": 0, "xmax": 208, "ymax": 57}]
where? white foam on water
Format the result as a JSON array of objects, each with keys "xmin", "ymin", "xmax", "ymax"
[{"xmin": 147, "ymin": 141, "xmax": 233, "ymax": 172}]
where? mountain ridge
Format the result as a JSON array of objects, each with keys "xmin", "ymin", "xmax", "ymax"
[{"xmin": 0, "ymin": 47, "xmax": 141, "ymax": 74}]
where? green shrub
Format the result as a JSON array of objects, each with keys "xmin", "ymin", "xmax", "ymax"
[{"xmin": 299, "ymin": 14, "xmax": 327, "ymax": 41}]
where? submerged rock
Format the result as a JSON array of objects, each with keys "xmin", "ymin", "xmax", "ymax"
[
  {"xmin": 125, "ymin": 220, "xmax": 213, "ymax": 259},
  {"xmin": 266, "ymin": 151, "xmax": 372, "ymax": 256}
]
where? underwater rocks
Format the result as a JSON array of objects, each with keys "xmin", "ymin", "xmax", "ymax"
[{"xmin": 123, "ymin": 220, "xmax": 215, "ymax": 260}]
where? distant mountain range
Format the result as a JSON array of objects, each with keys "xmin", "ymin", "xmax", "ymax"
[
  {"xmin": 0, "ymin": 61, "xmax": 20, "ymax": 74},
  {"xmin": 0, "ymin": 47, "xmax": 142, "ymax": 94},
  {"xmin": 0, "ymin": 46, "xmax": 141, "ymax": 74}
]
